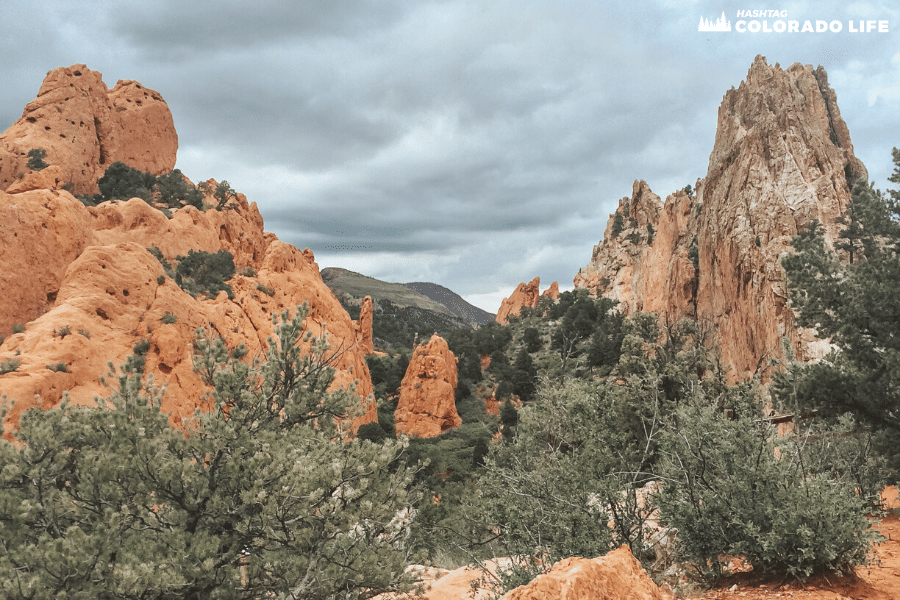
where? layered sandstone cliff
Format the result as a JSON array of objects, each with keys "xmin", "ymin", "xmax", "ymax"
[
  {"xmin": 575, "ymin": 56, "xmax": 862, "ymax": 380},
  {"xmin": 496, "ymin": 277, "xmax": 559, "ymax": 324},
  {"xmin": 0, "ymin": 64, "xmax": 177, "ymax": 195},
  {"xmin": 394, "ymin": 334, "xmax": 460, "ymax": 438},
  {"xmin": 0, "ymin": 67, "xmax": 375, "ymax": 437}
]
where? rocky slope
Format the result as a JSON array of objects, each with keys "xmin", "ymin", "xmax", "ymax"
[
  {"xmin": 575, "ymin": 56, "xmax": 861, "ymax": 380},
  {"xmin": 0, "ymin": 66, "xmax": 375, "ymax": 437},
  {"xmin": 0, "ymin": 64, "xmax": 177, "ymax": 195},
  {"xmin": 393, "ymin": 334, "xmax": 460, "ymax": 438}
]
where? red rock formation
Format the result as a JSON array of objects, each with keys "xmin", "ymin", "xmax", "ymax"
[
  {"xmin": 504, "ymin": 546, "xmax": 667, "ymax": 600},
  {"xmin": 0, "ymin": 67, "xmax": 374, "ymax": 438},
  {"xmin": 540, "ymin": 281, "xmax": 560, "ymax": 301},
  {"xmin": 0, "ymin": 64, "xmax": 177, "ymax": 195},
  {"xmin": 496, "ymin": 277, "xmax": 541, "ymax": 324},
  {"xmin": 389, "ymin": 546, "xmax": 667, "ymax": 600},
  {"xmin": 356, "ymin": 295, "xmax": 374, "ymax": 354},
  {"xmin": 575, "ymin": 56, "xmax": 862, "ymax": 381},
  {"xmin": 394, "ymin": 334, "xmax": 460, "ymax": 438}
]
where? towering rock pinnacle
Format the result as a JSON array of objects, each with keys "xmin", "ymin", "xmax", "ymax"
[
  {"xmin": 0, "ymin": 64, "xmax": 178, "ymax": 194},
  {"xmin": 356, "ymin": 295, "xmax": 374, "ymax": 355},
  {"xmin": 394, "ymin": 334, "xmax": 460, "ymax": 438},
  {"xmin": 575, "ymin": 56, "xmax": 863, "ymax": 380}
]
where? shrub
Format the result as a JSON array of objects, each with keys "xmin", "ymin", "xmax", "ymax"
[
  {"xmin": 26, "ymin": 148, "xmax": 49, "ymax": 170},
  {"xmin": 0, "ymin": 358, "xmax": 21, "ymax": 374},
  {"xmin": 98, "ymin": 162, "xmax": 156, "ymax": 201},
  {"xmin": 128, "ymin": 339, "xmax": 151, "ymax": 374},
  {"xmin": 657, "ymin": 403, "xmax": 878, "ymax": 581},
  {"xmin": 241, "ymin": 266, "xmax": 257, "ymax": 277},
  {"xmin": 156, "ymin": 169, "xmax": 203, "ymax": 209},
  {"xmin": 157, "ymin": 275, "xmax": 165, "ymax": 285},
  {"xmin": 0, "ymin": 304, "xmax": 420, "ymax": 598},
  {"xmin": 174, "ymin": 249, "xmax": 235, "ymax": 299},
  {"xmin": 161, "ymin": 312, "xmax": 177, "ymax": 324},
  {"xmin": 54, "ymin": 325, "xmax": 72, "ymax": 338},
  {"xmin": 611, "ymin": 212, "xmax": 625, "ymax": 237},
  {"xmin": 257, "ymin": 283, "xmax": 275, "ymax": 297},
  {"xmin": 12, "ymin": 324, "xmax": 24, "ymax": 334},
  {"xmin": 147, "ymin": 246, "xmax": 175, "ymax": 279},
  {"xmin": 47, "ymin": 363, "xmax": 68, "ymax": 373},
  {"xmin": 476, "ymin": 379, "xmax": 651, "ymax": 591},
  {"xmin": 78, "ymin": 328, "xmax": 91, "ymax": 339}
]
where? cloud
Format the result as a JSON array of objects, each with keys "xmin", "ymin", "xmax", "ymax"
[{"xmin": 2, "ymin": 0, "xmax": 899, "ymax": 309}]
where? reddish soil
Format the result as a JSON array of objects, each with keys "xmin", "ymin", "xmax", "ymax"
[{"xmin": 684, "ymin": 487, "xmax": 900, "ymax": 600}]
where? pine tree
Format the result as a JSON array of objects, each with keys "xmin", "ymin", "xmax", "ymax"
[
  {"xmin": 0, "ymin": 304, "xmax": 420, "ymax": 599},
  {"xmin": 780, "ymin": 149, "xmax": 900, "ymax": 432}
]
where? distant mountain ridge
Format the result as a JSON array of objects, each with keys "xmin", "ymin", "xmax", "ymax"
[
  {"xmin": 320, "ymin": 267, "xmax": 492, "ymax": 326},
  {"xmin": 403, "ymin": 282, "xmax": 494, "ymax": 325}
]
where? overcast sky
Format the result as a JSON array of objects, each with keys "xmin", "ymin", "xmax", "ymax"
[{"xmin": 2, "ymin": 1, "xmax": 898, "ymax": 312}]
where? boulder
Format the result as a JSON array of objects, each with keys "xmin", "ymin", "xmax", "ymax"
[{"xmin": 504, "ymin": 546, "xmax": 668, "ymax": 600}]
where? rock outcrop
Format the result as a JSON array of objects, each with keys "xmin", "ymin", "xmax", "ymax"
[
  {"xmin": 496, "ymin": 277, "xmax": 541, "ymax": 324},
  {"xmin": 0, "ymin": 64, "xmax": 177, "ymax": 195},
  {"xmin": 389, "ymin": 546, "xmax": 668, "ymax": 600},
  {"xmin": 394, "ymin": 334, "xmax": 460, "ymax": 438},
  {"xmin": 505, "ymin": 546, "xmax": 668, "ymax": 600},
  {"xmin": 541, "ymin": 281, "xmax": 560, "ymax": 301},
  {"xmin": 575, "ymin": 56, "xmax": 863, "ymax": 380},
  {"xmin": 0, "ymin": 67, "xmax": 375, "ymax": 438},
  {"xmin": 356, "ymin": 295, "xmax": 375, "ymax": 355}
]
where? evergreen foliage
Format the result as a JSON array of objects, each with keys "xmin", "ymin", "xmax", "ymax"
[
  {"xmin": 780, "ymin": 150, "xmax": 900, "ymax": 432},
  {"xmin": 611, "ymin": 212, "xmax": 625, "ymax": 237},
  {"xmin": 26, "ymin": 148, "xmax": 48, "ymax": 171},
  {"xmin": 175, "ymin": 249, "xmax": 236, "ymax": 300},
  {"xmin": 97, "ymin": 162, "xmax": 204, "ymax": 209},
  {"xmin": 0, "ymin": 305, "xmax": 420, "ymax": 599},
  {"xmin": 476, "ymin": 379, "xmax": 652, "ymax": 591},
  {"xmin": 658, "ymin": 401, "xmax": 880, "ymax": 581}
]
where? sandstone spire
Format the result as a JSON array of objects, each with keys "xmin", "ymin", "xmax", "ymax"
[
  {"xmin": 575, "ymin": 56, "xmax": 863, "ymax": 380},
  {"xmin": 394, "ymin": 334, "xmax": 460, "ymax": 438},
  {"xmin": 496, "ymin": 277, "xmax": 541, "ymax": 323}
]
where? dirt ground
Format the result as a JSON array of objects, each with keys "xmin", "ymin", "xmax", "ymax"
[{"xmin": 683, "ymin": 487, "xmax": 900, "ymax": 600}]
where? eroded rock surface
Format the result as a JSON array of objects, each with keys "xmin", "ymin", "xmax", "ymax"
[
  {"xmin": 394, "ymin": 334, "xmax": 460, "ymax": 438},
  {"xmin": 496, "ymin": 277, "xmax": 542, "ymax": 324},
  {"xmin": 575, "ymin": 56, "xmax": 861, "ymax": 380},
  {"xmin": 0, "ymin": 64, "xmax": 177, "ymax": 195},
  {"xmin": 0, "ymin": 66, "xmax": 374, "ymax": 438}
]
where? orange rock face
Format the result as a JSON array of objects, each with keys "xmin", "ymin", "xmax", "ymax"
[
  {"xmin": 394, "ymin": 334, "xmax": 460, "ymax": 438},
  {"xmin": 575, "ymin": 56, "xmax": 862, "ymax": 381},
  {"xmin": 504, "ymin": 546, "xmax": 667, "ymax": 600},
  {"xmin": 541, "ymin": 281, "xmax": 560, "ymax": 301},
  {"xmin": 356, "ymin": 295, "xmax": 375, "ymax": 355},
  {"xmin": 0, "ymin": 64, "xmax": 177, "ymax": 195},
  {"xmin": 496, "ymin": 277, "xmax": 541, "ymax": 324},
  {"xmin": 0, "ymin": 67, "xmax": 374, "ymax": 438}
]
